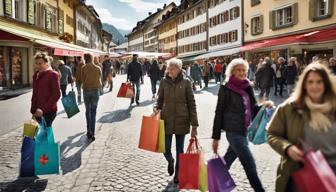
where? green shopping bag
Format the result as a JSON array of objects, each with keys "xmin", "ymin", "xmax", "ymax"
[
  {"xmin": 34, "ymin": 118, "xmax": 60, "ymax": 175},
  {"xmin": 199, "ymin": 153, "xmax": 208, "ymax": 192},
  {"xmin": 157, "ymin": 120, "xmax": 165, "ymax": 153},
  {"xmin": 247, "ymin": 106, "xmax": 265, "ymax": 142},
  {"xmin": 61, "ymin": 90, "xmax": 80, "ymax": 118},
  {"xmin": 23, "ymin": 119, "xmax": 39, "ymax": 138}
]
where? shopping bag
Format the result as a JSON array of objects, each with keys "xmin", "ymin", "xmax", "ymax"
[
  {"xmin": 292, "ymin": 150, "xmax": 336, "ymax": 192},
  {"xmin": 125, "ymin": 84, "xmax": 134, "ymax": 98},
  {"xmin": 208, "ymin": 156, "xmax": 236, "ymax": 192},
  {"xmin": 117, "ymin": 82, "xmax": 131, "ymax": 98},
  {"xmin": 247, "ymin": 106, "xmax": 265, "ymax": 143},
  {"xmin": 19, "ymin": 137, "xmax": 35, "ymax": 177},
  {"xmin": 61, "ymin": 90, "xmax": 80, "ymax": 118},
  {"xmin": 157, "ymin": 120, "xmax": 165, "ymax": 153},
  {"xmin": 23, "ymin": 119, "xmax": 39, "ymax": 138},
  {"xmin": 251, "ymin": 107, "xmax": 275, "ymax": 144},
  {"xmin": 34, "ymin": 118, "xmax": 60, "ymax": 175},
  {"xmin": 179, "ymin": 138, "xmax": 200, "ymax": 190},
  {"xmin": 138, "ymin": 115, "xmax": 160, "ymax": 152},
  {"xmin": 199, "ymin": 153, "xmax": 208, "ymax": 192}
]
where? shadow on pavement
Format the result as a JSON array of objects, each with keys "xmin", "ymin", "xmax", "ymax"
[
  {"xmin": 98, "ymin": 107, "xmax": 134, "ymax": 124},
  {"xmin": 202, "ymin": 84, "xmax": 220, "ymax": 95},
  {"xmin": 0, "ymin": 177, "xmax": 48, "ymax": 192},
  {"xmin": 60, "ymin": 133, "xmax": 91, "ymax": 175},
  {"xmin": 162, "ymin": 180, "xmax": 178, "ymax": 192},
  {"xmin": 139, "ymin": 99, "xmax": 155, "ymax": 107}
]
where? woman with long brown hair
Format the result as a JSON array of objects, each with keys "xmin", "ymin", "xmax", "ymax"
[{"xmin": 268, "ymin": 62, "xmax": 336, "ymax": 191}]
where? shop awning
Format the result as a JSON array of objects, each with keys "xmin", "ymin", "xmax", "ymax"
[
  {"xmin": 241, "ymin": 26, "xmax": 336, "ymax": 52},
  {"xmin": 194, "ymin": 47, "xmax": 240, "ymax": 60},
  {"xmin": 0, "ymin": 22, "xmax": 106, "ymax": 56}
]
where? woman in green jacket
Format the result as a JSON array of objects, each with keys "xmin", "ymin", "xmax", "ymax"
[
  {"xmin": 154, "ymin": 58, "xmax": 199, "ymax": 184},
  {"xmin": 267, "ymin": 62, "xmax": 336, "ymax": 192}
]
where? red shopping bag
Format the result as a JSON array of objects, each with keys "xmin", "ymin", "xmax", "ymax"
[
  {"xmin": 292, "ymin": 150, "xmax": 336, "ymax": 192},
  {"xmin": 179, "ymin": 138, "xmax": 200, "ymax": 190},
  {"xmin": 138, "ymin": 115, "xmax": 160, "ymax": 152},
  {"xmin": 117, "ymin": 83, "xmax": 132, "ymax": 98}
]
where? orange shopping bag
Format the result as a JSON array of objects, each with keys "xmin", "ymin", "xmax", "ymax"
[{"xmin": 138, "ymin": 115, "xmax": 160, "ymax": 152}]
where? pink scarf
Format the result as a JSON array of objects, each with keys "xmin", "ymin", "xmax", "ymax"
[{"xmin": 226, "ymin": 76, "xmax": 252, "ymax": 128}]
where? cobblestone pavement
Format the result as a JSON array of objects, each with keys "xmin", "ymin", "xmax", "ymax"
[{"xmin": 0, "ymin": 75, "xmax": 286, "ymax": 192}]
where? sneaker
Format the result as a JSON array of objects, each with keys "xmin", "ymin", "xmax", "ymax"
[
  {"xmin": 168, "ymin": 160, "xmax": 174, "ymax": 176},
  {"xmin": 136, "ymin": 101, "xmax": 140, "ymax": 105},
  {"xmin": 130, "ymin": 100, "xmax": 134, "ymax": 105}
]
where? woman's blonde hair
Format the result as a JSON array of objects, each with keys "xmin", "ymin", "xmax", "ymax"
[
  {"xmin": 290, "ymin": 61, "xmax": 336, "ymax": 109},
  {"xmin": 34, "ymin": 52, "xmax": 51, "ymax": 64}
]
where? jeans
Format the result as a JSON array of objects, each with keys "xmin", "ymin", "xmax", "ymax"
[
  {"xmin": 83, "ymin": 89, "xmax": 99, "ymax": 136},
  {"xmin": 131, "ymin": 80, "xmax": 141, "ymax": 102},
  {"xmin": 76, "ymin": 81, "xmax": 82, "ymax": 102},
  {"xmin": 150, "ymin": 78, "xmax": 158, "ymax": 95},
  {"xmin": 36, "ymin": 112, "xmax": 57, "ymax": 127},
  {"xmin": 164, "ymin": 134, "xmax": 186, "ymax": 180},
  {"xmin": 60, "ymin": 84, "xmax": 67, "ymax": 97},
  {"xmin": 224, "ymin": 132, "xmax": 264, "ymax": 192},
  {"xmin": 203, "ymin": 76, "xmax": 209, "ymax": 87}
]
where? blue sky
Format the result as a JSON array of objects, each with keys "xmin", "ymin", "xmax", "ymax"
[{"xmin": 85, "ymin": 0, "xmax": 180, "ymax": 30}]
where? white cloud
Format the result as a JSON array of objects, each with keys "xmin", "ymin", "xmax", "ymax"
[
  {"xmin": 95, "ymin": 8, "xmax": 133, "ymax": 30},
  {"xmin": 118, "ymin": 0, "xmax": 167, "ymax": 13}
]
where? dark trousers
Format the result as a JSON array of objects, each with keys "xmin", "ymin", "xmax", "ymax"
[
  {"xmin": 163, "ymin": 134, "xmax": 186, "ymax": 181},
  {"xmin": 215, "ymin": 73, "xmax": 221, "ymax": 83},
  {"xmin": 36, "ymin": 112, "xmax": 57, "ymax": 127},
  {"xmin": 224, "ymin": 132, "xmax": 265, "ymax": 192},
  {"xmin": 274, "ymin": 78, "xmax": 283, "ymax": 96},
  {"xmin": 60, "ymin": 84, "xmax": 67, "ymax": 97},
  {"xmin": 150, "ymin": 78, "xmax": 158, "ymax": 95},
  {"xmin": 260, "ymin": 87, "xmax": 270, "ymax": 98},
  {"xmin": 203, "ymin": 76, "xmax": 209, "ymax": 87}
]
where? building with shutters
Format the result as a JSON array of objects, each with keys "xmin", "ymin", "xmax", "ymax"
[{"xmin": 242, "ymin": 0, "xmax": 336, "ymax": 65}]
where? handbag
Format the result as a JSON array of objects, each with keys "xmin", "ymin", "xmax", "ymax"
[
  {"xmin": 251, "ymin": 107, "xmax": 275, "ymax": 144},
  {"xmin": 61, "ymin": 89, "xmax": 80, "ymax": 118},
  {"xmin": 138, "ymin": 115, "xmax": 160, "ymax": 152},
  {"xmin": 207, "ymin": 156, "xmax": 236, "ymax": 192},
  {"xmin": 247, "ymin": 106, "xmax": 265, "ymax": 143},
  {"xmin": 179, "ymin": 138, "xmax": 200, "ymax": 190},
  {"xmin": 19, "ymin": 137, "xmax": 35, "ymax": 177},
  {"xmin": 292, "ymin": 140, "xmax": 336, "ymax": 192},
  {"xmin": 23, "ymin": 119, "xmax": 39, "ymax": 138},
  {"xmin": 157, "ymin": 120, "xmax": 165, "ymax": 153},
  {"xmin": 34, "ymin": 118, "xmax": 60, "ymax": 175}
]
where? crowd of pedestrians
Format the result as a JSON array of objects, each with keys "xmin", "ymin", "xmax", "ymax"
[{"xmin": 29, "ymin": 50, "xmax": 336, "ymax": 191}]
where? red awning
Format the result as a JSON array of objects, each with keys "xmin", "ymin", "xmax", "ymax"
[
  {"xmin": 54, "ymin": 48, "xmax": 84, "ymax": 57},
  {"xmin": 241, "ymin": 26, "xmax": 336, "ymax": 52}
]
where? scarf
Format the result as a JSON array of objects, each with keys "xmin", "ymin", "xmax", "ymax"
[
  {"xmin": 305, "ymin": 96, "xmax": 332, "ymax": 132},
  {"xmin": 227, "ymin": 76, "xmax": 252, "ymax": 128}
]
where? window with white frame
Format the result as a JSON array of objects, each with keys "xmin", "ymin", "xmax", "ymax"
[
  {"xmin": 275, "ymin": 6, "xmax": 293, "ymax": 27},
  {"xmin": 251, "ymin": 15, "xmax": 263, "ymax": 35},
  {"xmin": 14, "ymin": 0, "xmax": 27, "ymax": 21},
  {"xmin": 317, "ymin": 0, "xmax": 328, "ymax": 16}
]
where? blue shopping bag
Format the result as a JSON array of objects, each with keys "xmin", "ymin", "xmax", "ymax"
[
  {"xmin": 247, "ymin": 106, "xmax": 265, "ymax": 142},
  {"xmin": 207, "ymin": 156, "xmax": 236, "ymax": 192},
  {"xmin": 61, "ymin": 90, "xmax": 80, "ymax": 118},
  {"xmin": 34, "ymin": 118, "xmax": 60, "ymax": 175},
  {"xmin": 251, "ymin": 107, "xmax": 275, "ymax": 144},
  {"xmin": 19, "ymin": 137, "xmax": 35, "ymax": 177}
]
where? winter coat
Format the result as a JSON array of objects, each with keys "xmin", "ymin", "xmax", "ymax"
[
  {"xmin": 202, "ymin": 64, "xmax": 211, "ymax": 77},
  {"xmin": 59, "ymin": 64, "xmax": 73, "ymax": 85},
  {"xmin": 255, "ymin": 64, "xmax": 275, "ymax": 89},
  {"xmin": 148, "ymin": 62, "xmax": 161, "ymax": 81},
  {"xmin": 75, "ymin": 61, "xmax": 85, "ymax": 82},
  {"xmin": 191, "ymin": 64, "xmax": 202, "ymax": 80},
  {"xmin": 160, "ymin": 65, "xmax": 167, "ymax": 78},
  {"xmin": 127, "ymin": 59, "xmax": 143, "ymax": 82},
  {"xmin": 212, "ymin": 84, "xmax": 260, "ymax": 139},
  {"xmin": 214, "ymin": 63, "xmax": 223, "ymax": 74},
  {"xmin": 284, "ymin": 65, "xmax": 298, "ymax": 85},
  {"xmin": 156, "ymin": 72, "xmax": 199, "ymax": 135},
  {"xmin": 267, "ymin": 101, "xmax": 309, "ymax": 192},
  {"xmin": 82, "ymin": 63, "xmax": 102, "ymax": 91},
  {"xmin": 31, "ymin": 70, "xmax": 61, "ymax": 115}
]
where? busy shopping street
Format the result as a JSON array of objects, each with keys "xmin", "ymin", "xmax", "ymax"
[{"xmin": 1, "ymin": 0, "xmax": 336, "ymax": 192}]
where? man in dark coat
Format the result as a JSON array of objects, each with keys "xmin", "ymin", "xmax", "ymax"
[
  {"xmin": 255, "ymin": 57, "xmax": 275, "ymax": 99},
  {"xmin": 127, "ymin": 54, "xmax": 143, "ymax": 105}
]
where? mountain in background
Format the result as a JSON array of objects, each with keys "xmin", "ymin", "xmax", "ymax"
[{"xmin": 102, "ymin": 23, "xmax": 130, "ymax": 45}]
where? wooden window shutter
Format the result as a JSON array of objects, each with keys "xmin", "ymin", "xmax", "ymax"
[
  {"xmin": 236, "ymin": 6, "xmax": 240, "ymax": 18},
  {"xmin": 292, "ymin": 3, "xmax": 298, "ymax": 25},
  {"xmin": 260, "ymin": 15, "xmax": 264, "ymax": 34},
  {"xmin": 251, "ymin": 0, "xmax": 260, "ymax": 6},
  {"xmin": 269, "ymin": 10, "xmax": 276, "ymax": 30},
  {"xmin": 309, "ymin": 0, "xmax": 317, "ymax": 21},
  {"xmin": 328, "ymin": 0, "xmax": 334, "ymax": 16},
  {"xmin": 250, "ymin": 18, "xmax": 254, "ymax": 35}
]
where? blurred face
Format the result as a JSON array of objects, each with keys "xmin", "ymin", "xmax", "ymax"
[
  {"xmin": 305, "ymin": 71, "xmax": 325, "ymax": 103},
  {"xmin": 167, "ymin": 65, "xmax": 180, "ymax": 79},
  {"xmin": 35, "ymin": 58, "xmax": 49, "ymax": 72},
  {"xmin": 232, "ymin": 64, "xmax": 247, "ymax": 81}
]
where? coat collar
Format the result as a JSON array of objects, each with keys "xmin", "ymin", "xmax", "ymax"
[{"xmin": 165, "ymin": 72, "xmax": 184, "ymax": 84}]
